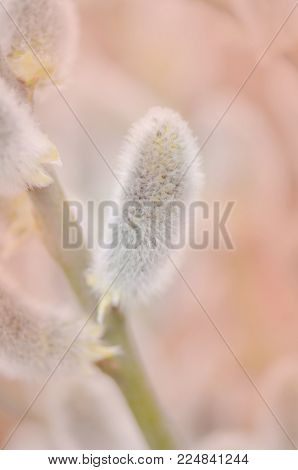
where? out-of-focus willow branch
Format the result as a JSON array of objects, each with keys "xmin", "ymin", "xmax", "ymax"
[
  {"xmin": 29, "ymin": 171, "xmax": 176, "ymax": 449},
  {"xmin": 196, "ymin": 0, "xmax": 237, "ymax": 18}
]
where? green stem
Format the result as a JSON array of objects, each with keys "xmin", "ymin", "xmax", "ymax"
[
  {"xmin": 29, "ymin": 171, "xmax": 95, "ymax": 312},
  {"xmin": 29, "ymin": 172, "xmax": 176, "ymax": 449},
  {"xmin": 100, "ymin": 307, "xmax": 176, "ymax": 450}
]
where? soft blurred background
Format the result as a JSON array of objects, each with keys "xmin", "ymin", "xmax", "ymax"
[{"xmin": 1, "ymin": 0, "xmax": 298, "ymax": 449}]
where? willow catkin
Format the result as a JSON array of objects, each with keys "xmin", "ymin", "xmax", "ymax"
[
  {"xmin": 0, "ymin": 0, "xmax": 78, "ymax": 89},
  {"xmin": 91, "ymin": 107, "xmax": 203, "ymax": 310},
  {"xmin": 0, "ymin": 76, "xmax": 61, "ymax": 195},
  {"xmin": 0, "ymin": 275, "xmax": 103, "ymax": 379}
]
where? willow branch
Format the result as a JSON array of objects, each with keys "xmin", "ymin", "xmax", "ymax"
[
  {"xmin": 29, "ymin": 172, "xmax": 176, "ymax": 449},
  {"xmin": 29, "ymin": 171, "xmax": 95, "ymax": 311},
  {"xmin": 99, "ymin": 306, "xmax": 176, "ymax": 450}
]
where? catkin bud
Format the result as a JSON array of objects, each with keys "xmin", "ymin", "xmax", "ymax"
[
  {"xmin": 0, "ymin": 76, "xmax": 61, "ymax": 195},
  {"xmin": 0, "ymin": 0, "xmax": 77, "ymax": 89},
  {"xmin": 91, "ymin": 107, "xmax": 203, "ymax": 310},
  {"xmin": 0, "ymin": 275, "xmax": 104, "ymax": 379}
]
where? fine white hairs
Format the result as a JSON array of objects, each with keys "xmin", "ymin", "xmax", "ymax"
[{"xmin": 91, "ymin": 107, "xmax": 203, "ymax": 311}]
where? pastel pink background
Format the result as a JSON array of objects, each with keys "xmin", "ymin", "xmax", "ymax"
[{"xmin": 1, "ymin": 0, "xmax": 298, "ymax": 449}]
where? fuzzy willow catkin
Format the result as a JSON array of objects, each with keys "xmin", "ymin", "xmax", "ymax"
[
  {"xmin": 0, "ymin": 0, "xmax": 77, "ymax": 89},
  {"xmin": 0, "ymin": 76, "xmax": 61, "ymax": 195},
  {"xmin": 0, "ymin": 275, "xmax": 104, "ymax": 379},
  {"xmin": 91, "ymin": 107, "xmax": 203, "ymax": 310}
]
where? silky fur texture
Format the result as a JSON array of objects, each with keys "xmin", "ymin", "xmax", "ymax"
[
  {"xmin": 0, "ymin": 76, "xmax": 58, "ymax": 195},
  {"xmin": 0, "ymin": 275, "xmax": 102, "ymax": 379},
  {"xmin": 91, "ymin": 107, "xmax": 203, "ymax": 310},
  {"xmin": 0, "ymin": 0, "xmax": 77, "ymax": 88}
]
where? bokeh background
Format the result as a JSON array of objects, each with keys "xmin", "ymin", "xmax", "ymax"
[{"xmin": 1, "ymin": 0, "xmax": 298, "ymax": 449}]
